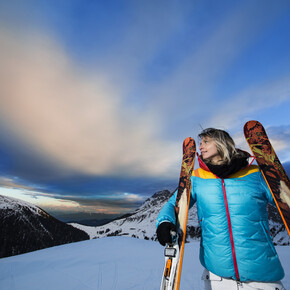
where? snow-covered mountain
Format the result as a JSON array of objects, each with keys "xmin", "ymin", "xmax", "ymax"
[
  {"xmin": 71, "ymin": 189, "xmax": 289, "ymax": 245},
  {"xmin": 71, "ymin": 190, "xmax": 177, "ymax": 240},
  {"xmin": 0, "ymin": 195, "xmax": 89, "ymax": 258}
]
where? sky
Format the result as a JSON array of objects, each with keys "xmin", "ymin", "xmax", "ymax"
[{"xmin": 0, "ymin": 0, "xmax": 290, "ymax": 221}]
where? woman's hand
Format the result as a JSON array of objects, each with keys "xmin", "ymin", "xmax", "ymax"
[{"xmin": 156, "ymin": 222, "xmax": 177, "ymax": 246}]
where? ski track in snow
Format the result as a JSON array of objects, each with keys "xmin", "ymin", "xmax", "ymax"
[{"xmin": 0, "ymin": 237, "xmax": 289, "ymax": 290}]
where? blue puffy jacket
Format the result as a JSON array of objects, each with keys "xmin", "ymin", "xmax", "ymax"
[{"xmin": 156, "ymin": 161, "xmax": 285, "ymax": 282}]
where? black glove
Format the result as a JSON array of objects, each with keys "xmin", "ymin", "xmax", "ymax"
[{"xmin": 156, "ymin": 222, "xmax": 177, "ymax": 246}]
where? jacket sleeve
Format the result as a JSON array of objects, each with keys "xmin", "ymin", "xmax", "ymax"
[
  {"xmin": 156, "ymin": 176, "xmax": 197, "ymax": 228},
  {"xmin": 156, "ymin": 190, "xmax": 177, "ymax": 228},
  {"xmin": 259, "ymin": 170, "xmax": 275, "ymax": 205}
]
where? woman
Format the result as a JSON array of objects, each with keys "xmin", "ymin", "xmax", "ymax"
[{"xmin": 156, "ymin": 128, "xmax": 285, "ymax": 290}]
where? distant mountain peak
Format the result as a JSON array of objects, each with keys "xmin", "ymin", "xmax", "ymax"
[
  {"xmin": 71, "ymin": 189, "xmax": 200, "ymax": 242},
  {"xmin": 0, "ymin": 195, "xmax": 41, "ymax": 215},
  {"xmin": 0, "ymin": 194, "xmax": 89, "ymax": 258}
]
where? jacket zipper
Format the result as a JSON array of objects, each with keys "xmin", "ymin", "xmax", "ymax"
[
  {"xmin": 221, "ymin": 179, "xmax": 240, "ymax": 281},
  {"xmin": 198, "ymin": 155, "xmax": 241, "ymax": 280}
]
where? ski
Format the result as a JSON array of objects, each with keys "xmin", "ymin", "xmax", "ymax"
[
  {"xmin": 160, "ymin": 137, "xmax": 196, "ymax": 290},
  {"xmin": 244, "ymin": 120, "xmax": 290, "ymax": 237}
]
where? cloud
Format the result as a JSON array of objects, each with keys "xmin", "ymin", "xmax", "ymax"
[
  {"xmin": 264, "ymin": 125, "xmax": 290, "ymax": 162},
  {"xmin": 0, "ymin": 26, "xmax": 180, "ymax": 179},
  {"xmin": 0, "ymin": 179, "xmax": 146, "ymax": 215},
  {"xmin": 0, "ymin": 172, "xmax": 147, "ymax": 213},
  {"xmin": 209, "ymin": 76, "xmax": 290, "ymax": 129},
  {"xmin": 139, "ymin": 2, "xmax": 288, "ymax": 138},
  {"xmin": 0, "ymin": 176, "xmax": 36, "ymax": 191},
  {"xmin": 62, "ymin": 192, "xmax": 145, "ymax": 210}
]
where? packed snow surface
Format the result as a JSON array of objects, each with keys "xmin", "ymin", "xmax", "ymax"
[
  {"xmin": 0, "ymin": 237, "xmax": 290, "ymax": 290},
  {"xmin": 0, "ymin": 237, "xmax": 289, "ymax": 290}
]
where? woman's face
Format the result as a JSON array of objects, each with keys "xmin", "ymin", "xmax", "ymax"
[{"xmin": 199, "ymin": 137, "xmax": 221, "ymax": 164}]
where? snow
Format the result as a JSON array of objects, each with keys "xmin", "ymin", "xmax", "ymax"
[
  {"xmin": 0, "ymin": 195, "xmax": 41, "ymax": 216},
  {"xmin": 0, "ymin": 237, "xmax": 289, "ymax": 290}
]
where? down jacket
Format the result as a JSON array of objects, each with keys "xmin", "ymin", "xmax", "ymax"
[{"xmin": 156, "ymin": 160, "xmax": 284, "ymax": 282}]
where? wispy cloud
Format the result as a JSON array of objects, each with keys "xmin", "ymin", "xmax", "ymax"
[
  {"xmin": 140, "ymin": 2, "xmax": 288, "ymax": 137},
  {"xmin": 61, "ymin": 192, "xmax": 146, "ymax": 212},
  {"xmin": 0, "ymin": 26, "xmax": 180, "ymax": 179},
  {"xmin": 0, "ymin": 177, "xmax": 35, "ymax": 191},
  {"xmin": 0, "ymin": 180, "xmax": 146, "ymax": 215},
  {"xmin": 264, "ymin": 125, "xmax": 290, "ymax": 162},
  {"xmin": 209, "ymin": 76, "xmax": 290, "ymax": 129}
]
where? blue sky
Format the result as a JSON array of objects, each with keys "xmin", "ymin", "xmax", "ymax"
[{"xmin": 0, "ymin": 0, "xmax": 290, "ymax": 220}]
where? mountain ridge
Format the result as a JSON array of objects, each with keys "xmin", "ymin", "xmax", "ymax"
[{"xmin": 0, "ymin": 195, "xmax": 89, "ymax": 258}]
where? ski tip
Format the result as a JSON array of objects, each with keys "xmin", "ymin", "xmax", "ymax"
[
  {"xmin": 184, "ymin": 137, "xmax": 194, "ymax": 142},
  {"xmin": 243, "ymin": 120, "xmax": 262, "ymax": 131},
  {"xmin": 183, "ymin": 137, "xmax": 196, "ymax": 147}
]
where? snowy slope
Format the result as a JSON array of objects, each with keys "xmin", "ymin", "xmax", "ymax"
[{"xmin": 0, "ymin": 237, "xmax": 289, "ymax": 290}]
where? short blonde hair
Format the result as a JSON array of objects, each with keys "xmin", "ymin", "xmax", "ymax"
[{"xmin": 198, "ymin": 128, "xmax": 237, "ymax": 164}]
